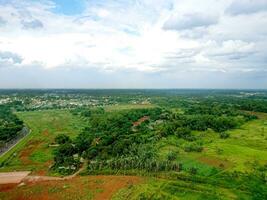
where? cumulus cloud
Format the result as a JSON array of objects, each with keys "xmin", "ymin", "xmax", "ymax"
[
  {"xmin": 226, "ymin": 0, "xmax": 267, "ymax": 15},
  {"xmin": 0, "ymin": 51, "xmax": 23, "ymax": 63},
  {"xmin": 21, "ymin": 19, "xmax": 43, "ymax": 29},
  {"xmin": 0, "ymin": 0, "xmax": 266, "ymax": 88},
  {"xmin": 205, "ymin": 40, "xmax": 256, "ymax": 59},
  {"xmin": 163, "ymin": 13, "xmax": 218, "ymax": 31},
  {"xmin": 0, "ymin": 51, "xmax": 23, "ymax": 68},
  {"xmin": 0, "ymin": 16, "xmax": 6, "ymax": 26}
]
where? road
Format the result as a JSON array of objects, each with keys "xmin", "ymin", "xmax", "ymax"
[{"xmin": 0, "ymin": 127, "xmax": 31, "ymax": 158}]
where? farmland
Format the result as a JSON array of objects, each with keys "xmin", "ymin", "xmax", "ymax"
[{"xmin": 0, "ymin": 89, "xmax": 267, "ymax": 199}]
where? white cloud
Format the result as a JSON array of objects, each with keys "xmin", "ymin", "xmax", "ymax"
[
  {"xmin": 163, "ymin": 13, "xmax": 218, "ymax": 30},
  {"xmin": 226, "ymin": 0, "xmax": 267, "ymax": 15},
  {"xmin": 21, "ymin": 19, "xmax": 43, "ymax": 29},
  {"xmin": 0, "ymin": 0, "xmax": 266, "ymax": 88}
]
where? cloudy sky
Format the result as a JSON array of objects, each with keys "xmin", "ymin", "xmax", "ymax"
[{"xmin": 0, "ymin": 0, "xmax": 266, "ymax": 88}]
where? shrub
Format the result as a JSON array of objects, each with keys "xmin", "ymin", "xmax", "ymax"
[
  {"xmin": 167, "ymin": 151, "xmax": 177, "ymax": 161},
  {"xmin": 219, "ymin": 132, "xmax": 230, "ymax": 139},
  {"xmin": 55, "ymin": 134, "xmax": 71, "ymax": 144},
  {"xmin": 184, "ymin": 143, "xmax": 203, "ymax": 152}
]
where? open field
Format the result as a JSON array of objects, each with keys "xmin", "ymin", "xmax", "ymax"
[
  {"xmin": 113, "ymin": 177, "xmax": 248, "ymax": 200},
  {"xmin": 0, "ymin": 175, "xmax": 142, "ymax": 200},
  {"xmin": 0, "ymin": 172, "xmax": 248, "ymax": 200},
  {"xmin": 157, "ymin": 112, "xmax": 267, "ymax": 175},
  {"xmin": 0, "ymin": 110, "xmax": 85, "ymax": 175}
]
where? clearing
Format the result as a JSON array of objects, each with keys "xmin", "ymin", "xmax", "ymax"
[{"xmin": 0, "ymin": 110, "xmax": 85, "ymax": 175}]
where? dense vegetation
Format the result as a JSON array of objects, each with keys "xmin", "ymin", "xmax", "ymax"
[{"xmin": 0, "ymin": 104, "xmax": 23, "ymax": 143}]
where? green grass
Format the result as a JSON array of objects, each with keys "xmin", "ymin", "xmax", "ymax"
[
  {"xmin": 0, "ymin": 109, "xmax": 85, "ymax": 174},
  {"xmin": 112, "ymin": 177, "xmax": 246, "ymax": 200},
  {"xmin": 157, "ymin": 113, "xmax": 267, "ymax": 175},
  {"xmin": 203, "ymin": 116, "xmax": 267, "ymax": 172}
]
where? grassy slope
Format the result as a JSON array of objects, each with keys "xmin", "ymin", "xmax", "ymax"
[{"xmin": 0, "ymin": 110, "xmax": 85, "ymax": 174}]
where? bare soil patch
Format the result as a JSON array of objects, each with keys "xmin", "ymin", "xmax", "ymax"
[
  {"xmin": 19, "ymin": 140, "xmax": 42, "ymax": 165},
  {"xmin": 198, "ymin": 156, "xmax": 232, "ymax": 169},
  {"xmin": 93, "ymin": 176, "xmax": 142, "ymax": 200},
  {"xmin": 0, "ymin": 175, "xmax": 142, "ymax": 200},
  {"xmin": 133, "ymin": 116, "xmax": 150, "ymax": 127},
  {"xmin": 0, "ymin": 172, "xmax": 31, "ymax": 184}
]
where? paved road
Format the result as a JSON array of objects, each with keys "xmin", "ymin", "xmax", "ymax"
[{"xmin": 0, "ymin": 127, "xmax": 30, "ymax": 158}]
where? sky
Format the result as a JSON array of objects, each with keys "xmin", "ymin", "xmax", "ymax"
[{"xmin": 0, "ymin": 0, "xmax": 267, "ymax": 89}]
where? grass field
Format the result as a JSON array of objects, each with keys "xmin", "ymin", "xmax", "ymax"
[
  {"xmin": 0, "ymin": 110, "xmax": 86, "ymax": 175},
  {"xmin": 157, "ymin": 112, "xmax": 267, "ymax": 175},
  {"xmin": 113, "ymin": 177, "xmax": 248, "ymax": 200}
]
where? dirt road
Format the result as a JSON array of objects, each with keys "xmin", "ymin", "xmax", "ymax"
[{"xmin": 0, "ymin": 172, "xmax": 31, "ymax": 184}]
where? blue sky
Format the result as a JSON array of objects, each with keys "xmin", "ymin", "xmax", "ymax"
[
  {"xmin": 52, "ymin": 0, "xmax": 86, "ymax": 15},
  {"xmin": 0, "ymin": 0, "xmax": 267, "ymax": 88}
]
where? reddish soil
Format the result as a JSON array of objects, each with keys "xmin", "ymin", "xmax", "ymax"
[
  {"xmin": 0, "ymin": 183, "xmax": 18, "ymax": 192},
  {"xmin": 19, "ymin": 140, "xmax": 42, "ymax": 165},
  {"xmin": 133, "ymin": 116, "xmax": 150, "ymax": 127},
  {"xmin": 0, "ymin": 175, "xmax": 142, "ymax": 200},
  {"xmin": 93, "ymin": 176, "xmax": 142, "ymax": 200}
]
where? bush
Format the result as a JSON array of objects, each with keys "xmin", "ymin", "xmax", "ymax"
[
  {"xmin": 184, "ymin": 143, "xmax": 203, "ymax": 152},
  {"xmin": 167, "ymin": 151, "xmax": 177, "ymax": 161},
  {"xmin": 219, "ymin": 132, "xmax": 230, "ymax": 139},
  {"xmin": 175, "ymin": 127, "xmax": 192, "ymax": 140},
  {"xmin": 55, "ymin": 134, "xmax": 71, "ymax": 144},
  {"xmin": 189, "ymin": 167, "xmax": 198, "ymax": 175}
]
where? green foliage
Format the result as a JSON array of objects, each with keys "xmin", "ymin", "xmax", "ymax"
[
  {"xmin": 74, "ymin": 108, "xmax": 164, "ymax": 160},
  {"xmin": 0, "ymin": 104, "xmax": 23, "ymax": 142},
  {"xmin": 52, "ymin": 141, "xmax": 80, "ymax": 175},
  {"xmin": 55, "ymin": 134, "xmax": 71, "ymax": 144},
  {"xmin": 183, "ymin": 142, "xmax": 203, "ymax": 152},
  {"xmin": 219, "ymin": 132, "xmax": 230, "ymax": 139},
  {"xmin": 166, "ymin": 151, "xmax": 177, "ymax": 161}
]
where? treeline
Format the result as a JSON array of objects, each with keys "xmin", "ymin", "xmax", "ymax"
[
  {"xmin": 235, "ymin": 99, "xmax": 267, "ymax": 113},
  {"xmin": 87, "ymin": 157, "xmax": 181, "ymax": 173},
  {"xmin": 156, "ymin": 103, "xmax": 256, "ymax": 141},
  {"xmin": 0, "ymin": 104, "xmax": 23, "ymax": 143}
]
